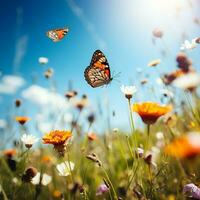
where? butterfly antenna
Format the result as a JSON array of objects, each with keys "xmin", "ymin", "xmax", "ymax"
[
  {"xmin": 112, "ymin": 71, "xmax": 121, "ymax": 84},
  {"xmin": 112, "ymin": 71, "xmax": 121, "ymax": 79}
]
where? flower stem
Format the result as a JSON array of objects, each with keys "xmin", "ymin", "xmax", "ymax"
[
  {"xmin": 71, "ymin": 110, "xmax": 82, "ymax": 133},
  {"xmin": 128, "ymin": 99, "xmax": 135, "ymax": 132},
  {"xmin": 66, "ymin": 152, "xmax": 75, "ymax": 183},
  {"xmin": 126, "ymin": 161, "xmax": 139, "ymax": 191},
  {"xmin": 0, "ymin": 186, "xmax": 8, "ymax": 200},
  {"xmin": 128, "ymin": 99, "xmax": 137, "ymax": 149},
  {"xmin": 126, "ymin": 135, "xmax": 134, "ymax": 160},
  {"xmin": 146, "ymin": 125, "xmax": 151, "ymax": 151},
  {"xmin": 116, "ymin": 133, "xmax": 129, "ymax": 171},
  {"xmin": 102, "ymin": 167, "xmax": 118, "ymax": 200}
]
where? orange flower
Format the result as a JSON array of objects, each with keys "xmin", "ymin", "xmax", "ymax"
[
  {"xmin": 3, "ymin": 149, "xmax": 17, "ymax": 157},
  {"xmin": 43, "ymin": 130, "xmax": 72, "ymax": 157},
  {"xmin": 132, "ymin": 102, "xmax": 172, "ymax": 124},
  {"xmin": 88, "ymin": 133, "xmax": 97, "ymax": 141},
  {"xmin": 53, "ymin": 190, "xmax": 62, "ymax": 198},
  {"xmin": 41, "ymin": 155, "xmax": 52, "ymax": 163},
  {"xmin": 43, "ymin": 130, "xmax": 72, "ymax": 145},
  {"xmin": 15, "ymin": 116, "xmax": 30, "ymax": 125},
  {"xmin": 165, "ymin": 133, "xmax": 200, "ymax": 158}
]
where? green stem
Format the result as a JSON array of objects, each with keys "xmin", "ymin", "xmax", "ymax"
[
  {"xmin": 0, "ymin": 185, "xmax": 8, "ymax": 200},
  {"xmin": 184, "ymin": 92, "xmax": 200, "ymax": 125},
  {"xmin": 128, "ymin": 99, "xmax": 135, "ymax": 132},
  {"xmin": 66, "ymin": 152, "xmax": 75, "ymax": 183},
  {"xmin": 116, "ymin": 133, "xmax": 129, "ymax": 171},
  {"xmin": 128, "ymin": 99, "xmax": 138, "ymax": 150},
  {"xmin": 146, "ymin": 125, "xmax": 151, "ymax": 151},
  {"xmin": 126, "ymin": 161, "xmax": 139, "ymax": 191},
  {"xmin": 82, "ymin": 163, "xmax": 89, "ymax": 185},
  {"xmin": 102, "ymin": 167, "xmax": 118, "ymax": 200},
  {"xmin": 70, "ymin": 111, "xmax": 82, "ymax": 133},
  {"xmin": 126, "ymin": 135, "xmax": 134, "ymax": 160}
]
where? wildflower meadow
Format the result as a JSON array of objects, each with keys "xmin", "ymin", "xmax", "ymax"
[{"xmin": 0, "ymin": 0, "xmax": 200, "ymax": 199}]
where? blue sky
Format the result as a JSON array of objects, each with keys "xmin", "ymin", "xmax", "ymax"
[{"xmin": 0, "ymin": 0, "xmax": 200, "ymax": 133}]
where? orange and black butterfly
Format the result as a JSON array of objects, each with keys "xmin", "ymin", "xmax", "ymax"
[
  {"xmin": 46, "ymin": 28, "xmax": 69, "ymax": 42},
  {"xmin": 84, "ymin": 50, "xmax": 113, "ymax": 88}
]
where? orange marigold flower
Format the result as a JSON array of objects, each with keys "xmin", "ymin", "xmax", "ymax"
[
  {"xmin": 165, "ymin": 133, "xmax": 200, "ymax": 158},
  {"xmin": 88, "ymin": 133, "xmax": 97, "ymax": 141},
  {"xmin": 43, "ymin": 130, "xmax": 72, "ymax": 157},
  {"xmin": 132, "ymin": 102, "xmax": 172, "ymax": 124},
  {"xmin": 41, "ymin": 155, "xmax": 52, "ymax": 163},
  {"xmin": 43, "ymin": 130, "xmax": 72, "ymax": 145},
  {"xmin": 15, "ymin": 116, "xmax": 30, "ymax": 125},
  {"xmin": 3, "ymin": 149, "xmax": 17, "ymax": 158}
]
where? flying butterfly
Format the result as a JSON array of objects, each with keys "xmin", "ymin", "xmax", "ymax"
[
  {"xmin": 46, "ymin": 28, "xmax": 69, "ymax": 42},
  {"xmin": 84, "ymin": 50, "xmax": 113, "ymax": 88}
]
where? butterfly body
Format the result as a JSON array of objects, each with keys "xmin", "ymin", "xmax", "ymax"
[
  {"xmin": 84, "ymin": 50, "xmax": 112, "ymax": 88},
  {"xmin": 46, "ymin": 28, "xmax": 69, "ymax": 42}
]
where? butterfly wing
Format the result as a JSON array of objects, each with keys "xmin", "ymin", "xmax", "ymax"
[
  {"xmin": 84, "ymin": 66, "xmax": 110, "ymax": 88},
  {"xmin": 84, "ymin": 50, "xmax": 112, "ymax": 88},
  {"xmin": 46, "ymin": 28, "xmax": 69, "ymax": 42}
]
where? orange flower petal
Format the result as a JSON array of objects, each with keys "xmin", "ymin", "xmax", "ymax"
[
  {"xmin": 133, "ymin": 102, "xmax": 172, "ymax": 124},
  {"xmin": 165, "ymin": 134, "xmax": 200, "ymax": 158},
  {"xmin": 15, "ymin": 116, "xmax": 30, "ymax": 125},
  {"xmin": 42, "ymin": 130, "xmax": 72, "ymax": 145}
]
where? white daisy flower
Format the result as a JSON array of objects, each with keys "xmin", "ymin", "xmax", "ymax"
[
  {"xmin": 180, "ymin": 39, "xmax": 197, "ymax": 50},
  {"xmin": 31, "ymin": 173, "xmax": 52, "ymax": 186},
  {"xmin": 38, "ymin": 57, "xmax": 48, "ymax": 65},
  {"xmin": 21, "ymin": 134, "xmax": 39, "ymax": 148},
  {"xmin": 56, "ymin": 161, "xmax": 75, "ymax": 176},
  {"xmin": 156, "ymin": 132, "xmax": 164, "ymax": 140},
  {"xmin": 120, "ymin": 85, "xmax": 137, "ymax": 99},
  {"xmin": 173, "ymin": 73, "xmax": 200, "ymax": 90}
]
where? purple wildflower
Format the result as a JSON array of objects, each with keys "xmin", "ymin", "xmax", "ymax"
[
  {"xmin": 96, "ymin": 184, "xmax": 109, "ymax": 196},
  {"xmin": 183, "ymin": 183, "xmax": 200, "ymax": 199}
]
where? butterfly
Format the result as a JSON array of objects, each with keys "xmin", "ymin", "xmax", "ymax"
[
  {"xmin": 84, "ymin": 50, "xmax": 113, "ymax": 88},
  {"xmin": 46, "ymin": 28, "xmax": 69, "ymax": 42}
]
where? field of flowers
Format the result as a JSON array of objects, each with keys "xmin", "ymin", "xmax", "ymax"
[
  {"xmin": 1, "ymin": 47, "xmax": 200, "ymax": 200},
  {"xmin": 1, "ymin": 1, "xmax": 200, "ymax": 199}
]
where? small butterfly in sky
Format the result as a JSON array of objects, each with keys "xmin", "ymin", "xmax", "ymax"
[
  {"xmin": 84, "ymin": 50, "xmax": 113, "ymax": 88},
  {"xmin": 46, "ymin": 28, "xmax": 69, "ymax": 42}
]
